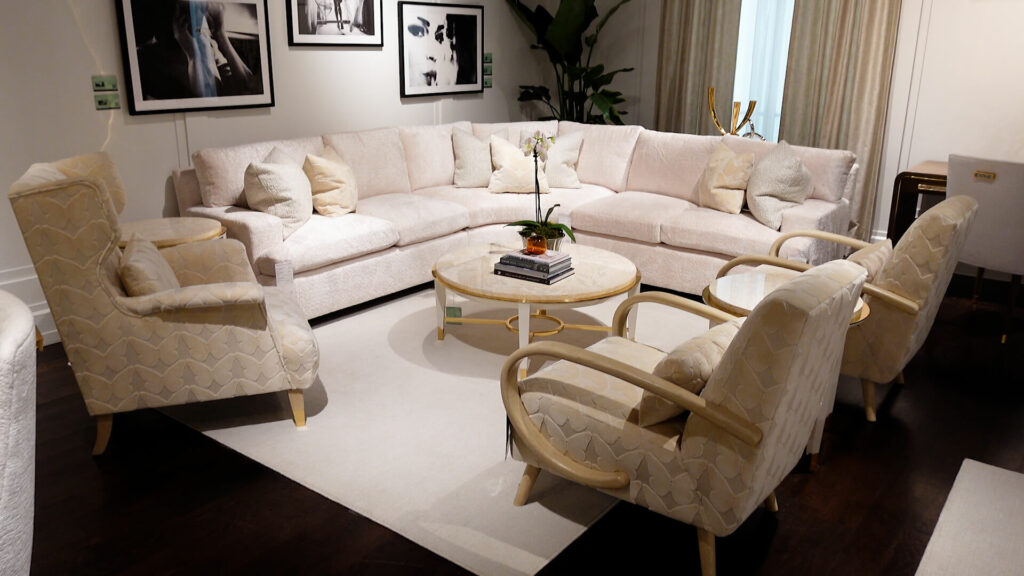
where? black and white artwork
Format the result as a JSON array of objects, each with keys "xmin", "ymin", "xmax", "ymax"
[
  {"xmin": 116, "ymin": 0, "xmax": 273, "ymax": 115},
  {"xmin": 398, "ymin": 2, "xmax": 483, "ymax": 97},
  {"xmin": 287, "ymin": 0, "xmax": 383, "ymax": 46}
]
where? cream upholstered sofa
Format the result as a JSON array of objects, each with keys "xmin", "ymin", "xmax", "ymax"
[
  {"xmin": 9, "ymin": 154, "xmax": 320, "ymax": 454},
  {"xmin": 173, "ymin": 121, "xmax": 860, "ymax": 319},
  {"xmin": 0, "ymin": 290, "xmax": 36, "ymax": 575}
]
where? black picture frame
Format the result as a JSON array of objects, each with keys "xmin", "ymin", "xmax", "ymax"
[
  {"xmin": 116, "ymin": 0, "xmax": 274, "ymax": 115},
  {"xmin": 287, "ymin": 0, "xmax": 384, "ymax": 46},
  {"xmin": 398, "ymin": 2, "xmax": 483, "ymax": 98}
]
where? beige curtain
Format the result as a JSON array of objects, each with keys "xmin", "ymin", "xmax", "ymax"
[
  {"xmin": 779, "ymin": 0, "xmax": 902, "ymax": 240},
  {"xmin": 655, "ymin": 0, "xmax": 742, "ymax": 135}
]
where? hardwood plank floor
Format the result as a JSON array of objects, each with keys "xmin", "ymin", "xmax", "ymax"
[{"xmin": 29, "ymin": 275, "xmax": 1023, "ymax": 575}]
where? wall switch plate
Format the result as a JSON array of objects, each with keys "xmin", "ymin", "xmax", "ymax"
[
  {"xmin": 91, "ymin": 75, "xmax": 118, "ymax": 92},
  {"xmin": 483, "ymin": 77, "xmax": 493, "ymax": 89},
  {"xmin": 483, "ymin": 64, "xmax": 493, "ymax": 76},
  {"xmin": 94, "ymin": 93, "xmax": 121, "ymax": 110},
  {"xmin": 483, "ymin": 52, "xmax": 493, "ymax": 63}
]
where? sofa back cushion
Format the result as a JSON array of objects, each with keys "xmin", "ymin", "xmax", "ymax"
[
  {"xmin": 626, "ymin": 130, "xmax": 718, "ymax": 202},
  {"xmin": 323, "ymin": 127, "xmax": 412, "ymax": 198},
  {"xmin": 472, "ymin": 121, "xmax": 558, "ymax": 147},
  {"xmin": 192, "ymin": 137, "xmax": 324, "ymax": 207},
  {"xmin": 722, "ymin": 135, "xmax": 855, "ymax": 203},
  {"xmin": 399, "ymin": 121, "xmax": 471, "ymax": 190},
  {"xmin": 558, "ymin": 121, "xmax": 642, "ymax": 192}
]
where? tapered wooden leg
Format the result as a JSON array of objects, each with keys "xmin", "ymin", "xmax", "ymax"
[
  {"xmin": 895, "ymin": 371, "xmax": 905, "ymax": 386},
  {"xmin": 764, "ymin": 491, "xmax": 779, "ymax": 513},
  {"xmin": 514, "ymin": 465, "xmax": 540, "ymax": 507},
  {"xmin": 861, "ymin": 379, "xmax": 877, "ymax": 422},
  {"xmin": 288, "ymin": 389, "xmax": 306, "ymax": 427},
  {"xmin": 697, "ymin": 528, "xmax": 716, "ymax": 576},
  {"xmin": 92, "ymin": 414, "xmax": 113, "ymax": 456}
]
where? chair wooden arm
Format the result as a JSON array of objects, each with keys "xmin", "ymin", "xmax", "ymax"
[
  {"xmin": 611, "ymin": 292, "xmax": 737, "ymax": 337},
  {"xmin": 500, "ymin": 342, "xmax": 763, "ymax": 490},
  {"xmin": 860, "ymin": 283, "xmax": 920, "ymax": 315},
  {"xmin": 770, "ymin": 230, "xmax": 872, "ymax": 257}
]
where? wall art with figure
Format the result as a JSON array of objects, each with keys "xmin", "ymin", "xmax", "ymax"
[
  {"xmin": 287, "ymin": 0, "xmax": 383, "ymax": 46},
  {"xmin": 398, "ymin": 2, "xmax": 483, "ymax": 97}
]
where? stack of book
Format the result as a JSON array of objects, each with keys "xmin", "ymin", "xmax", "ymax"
[{"xmin": 494, "ymin": 249, "xmax": 574, "ymax": 284}]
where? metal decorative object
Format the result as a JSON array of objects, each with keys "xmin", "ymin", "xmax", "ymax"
[{"xmin": 708, "ymin": 86, "xmax": 759, "ymax": 137}]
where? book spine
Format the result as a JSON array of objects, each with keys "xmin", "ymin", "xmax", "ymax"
[
  {"xmin": 493, "ymin": 263, "xmax": 550, "ymax": 279},
  {"xmin": 494, "ymin": 268, "xmax": 574, "ymax": 285},
  {"xmin": 498, "ymin": 255, "xmax": 571, "ymax": 273}
]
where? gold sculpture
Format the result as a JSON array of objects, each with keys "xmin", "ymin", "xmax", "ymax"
[{"xmin": 708, "ymin": 86, "xmax": 760, "ymax": 138}]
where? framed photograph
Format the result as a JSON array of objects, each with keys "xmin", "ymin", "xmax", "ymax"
[
  {"xmin": 287, "ymin": 0, "xmax": 383, "ymax": 46},
  {"xmin": 116, "ymin": 0, "xmax": 274, "ymax": 115},
  {"xmin": 398, "ymin": 2, "xmax": 483, "ymax": 98}
]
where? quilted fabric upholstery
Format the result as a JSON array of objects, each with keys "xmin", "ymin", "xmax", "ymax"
[
  {"xmin": 842, "ymin": 195, "xmax": 978, "ymax": 383},
  {"xmin": 8, "ymin": 155, "xmax": 320, "ymax": 417},
  {"xmin": 119, "ymin": 235, "xmax": 181, "ymax": 296},
  {"xmin": 847, "ymin": 238, "xmax": 893, "ymax": 283}
]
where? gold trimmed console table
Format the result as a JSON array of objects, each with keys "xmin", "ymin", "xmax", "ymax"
[{"xmin": 888, "ymin": 161, "xmax": 947, "ymax": 244}]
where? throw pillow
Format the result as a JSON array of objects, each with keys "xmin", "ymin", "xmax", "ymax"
[
  {"xmin": 244, "ymin": 159, "xmax": 313, "ymax": 240},
  {"xmin": 746, "ymin": 141, "xmax": 812, "ymax": 230},
  {"xmin": 545, "ymin": 131, "xmax": 583, "ymax": 188},
  {"xmin": 697, "ymin": 142, "xmax": 754, "ymax": 214},
  {"xmin": 639, "ymin": 318, "xmax": 743, "ymax": 427},
  {"xmin": 452, "ymin": 128, "xmax": 493, "ymax": 187},
  {"xmin": 303, "ymin": 148, "xmax": 358, "ymax": 216},
  {"xmin": 488, "ymin": 135, "xmax": 550, "ymax": 194},
  {"xmin": 847, "ymin": 238, "xmax": 893, "ymax": 283},
  {"xmin": 119, "ymin": 235, "xmax": 181, "ymax": 297}
]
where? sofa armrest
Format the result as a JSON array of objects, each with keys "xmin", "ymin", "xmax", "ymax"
[
  {"xmin": 779, "ymin": 199, "xmax": 852, "ymax": 264},
  {"xmin": 117, "ymin": 282, "xmax": 264, "ymax": 317},
  {"xmin": 185, "ymin": 205, "xmax": 284, "ymax": 268},
  {"xmin": 160, "ymin": 239, "xmax": 257, "ymax": 286}
]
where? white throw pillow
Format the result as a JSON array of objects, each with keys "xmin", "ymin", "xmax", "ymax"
[
  {"xmin": 545, "ymin": 131, "xmax": 583, "ymax": 188},
  {"xmin": 452, "ymin": 128, "xmax": 493, "ymax": 188},
  {"xmin": 697, "ymin": 142, "xmax": 754, "ymax": 214},
  {"xmin": 303, "ymin": 148, "xmax": 358, "ymax": 216},
  {"xmin": 488, "ymin": 135, "xmax": 550, "ymax": 194},
  {"xmin": 244, "ymin": 158, "xmax": 313, "ymax": 240},
  {"xmin": 746, "ymin": 141, "xmax": 811, "ymax": 230}
]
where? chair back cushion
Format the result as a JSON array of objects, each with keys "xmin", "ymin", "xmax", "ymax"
[
  {"xmin": 847, "ymin": 238, "xmax": 893, "ymax": 283},
  {"xmin": 119, "ymin": 236, "xmax": 181, "ymax": 296},
  {"xmin": 322, "ymin": 127, "xmax": 412, "ymax": 198}
]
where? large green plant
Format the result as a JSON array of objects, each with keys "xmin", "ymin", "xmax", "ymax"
[{"xmin": 507, "ymin": 0, "xmax": 634, "ymax": 125}]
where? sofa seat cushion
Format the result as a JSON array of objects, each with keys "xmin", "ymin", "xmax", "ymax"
[
  {"xmin": 661, "ymin": 207, "xmax": 782, "ymax": 258},
  {"xmin": 546, "ymin": 183, "xmax": 617, "ymax": 228},
  {"xmin": 356, "ymin": 193, "xmax": 469, "ymax": 246},
  {"xmin": 257, "ymin": 213, "xmax": 398, "ymax": 276},
  {"xmin": 571, "ymin": 191, "xmax": 694, "ymax": 244},
  {"xmin": 415, "ymin": 185, "xmax": 536, "ymax": 227}
]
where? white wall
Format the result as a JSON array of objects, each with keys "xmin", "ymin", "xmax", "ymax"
[
  {"xmin": 0, "ymin": 0, "xmax": 656, "ymax": 342},
  {"xmin": 874, "ymin": 0, "xmax": 1024, "ymax": 240}
]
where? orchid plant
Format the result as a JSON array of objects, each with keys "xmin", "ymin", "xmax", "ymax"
[{"xmin": 506, "ymin": 132, "xmax": 576, "ymax": 243}]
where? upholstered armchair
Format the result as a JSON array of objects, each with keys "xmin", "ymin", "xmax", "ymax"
[
  {"xmin": 502, "ymin": 260, "xmax": 866, "ymax": 576},
  {"xmin": 8, "ymin": 153, "xmax": 319, "ymax": 454},
  {"xmin": 0, "ymin": 290, "xmax": 36, "ymax": 575},
  {"xmin": 718, "ymin": 195, "xmax": 978, "ymax": 421}
]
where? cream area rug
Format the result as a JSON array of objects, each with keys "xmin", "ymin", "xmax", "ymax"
[{"xmin": 163, "ymin": 287, "xmax": 709, "ymax": 575}]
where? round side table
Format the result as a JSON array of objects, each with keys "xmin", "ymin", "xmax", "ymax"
[{"xmin": 118, "ymin": 217, "xmax": 226, "ymax": 249}]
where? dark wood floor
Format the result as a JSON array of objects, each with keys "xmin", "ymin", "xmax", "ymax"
[{"xmin": 30, "ymin": 275, "xmax": 1023, "ymax": 575}]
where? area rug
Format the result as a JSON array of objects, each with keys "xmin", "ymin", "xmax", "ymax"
[{"xmin": 163, "ymin": 287, "xmax": 708, "ymax": 575}]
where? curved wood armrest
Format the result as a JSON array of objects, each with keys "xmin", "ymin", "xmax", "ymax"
[
  {"xmin": 716, "ymin": 255, "xmax": 812, "ymax": 279},
  {"xmin": 770, "ymin": 230, "xmax": 872, "ymax": 257},
  {"xmin": 861, "ymin": 283, "xmax": 920, "ymax": 315},
  {"xmin": 500, "ymin": 342, "xmax": 763, "ymax": 491},
  {"xmin": 611, "ymin": 292, "xmax": 737, "ymax": 337}
]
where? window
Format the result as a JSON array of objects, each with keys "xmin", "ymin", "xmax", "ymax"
[{"xmin": 732, "ymin": 0, "xmax": 794, "ymax": 142}]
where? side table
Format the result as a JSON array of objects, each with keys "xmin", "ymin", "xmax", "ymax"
[
  {"xmin": 118, "ymin": 217, "xmax": 226, "ymax": 249},
  {"xmin": 887, "ymin": 161, "xmax": 947, "ymax": 244}
]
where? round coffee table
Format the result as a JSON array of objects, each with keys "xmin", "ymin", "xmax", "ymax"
[{"xmin": 432, "ymin": 243, "xmax": 641, "ymax": 352}]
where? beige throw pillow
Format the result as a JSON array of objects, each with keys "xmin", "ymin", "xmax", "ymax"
[
  {"xmin": 697, "ymin": 142, "xmax": 754, "ymax": 214},
  {"xmin": 848, "ymin": 238, "xmax": 893, "ymax": 283},
  {"xmin": 488, "ymin": 135, "xmax": 550, "ymax": 194},
  {"xmin": 119, "ymin": 235, "xmax": 181, "ymax": 297},
  {"xmin": 746, "ymin": 141, "xmax": 812, "ymax": 230},
  {"xmin": 639, "ymin": 318, "xmax": 742, "ymax": 427},
  {"xmin": 244, "ymin": 155, "xmax": 313, "ymax": 239},
  {"xmin": 452, "ymin": 128, "xmax": 493, "ymax": 187},
  {"xmin": 545, "ymin": 131, "xmax": 583, "ymax": 188},
  {"xmin": 303, "ymin": 148, "xmax": 358, "ymax": 216}
]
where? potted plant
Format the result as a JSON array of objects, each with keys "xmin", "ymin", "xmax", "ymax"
[{"xmin": 506, "ymin": 132, "xmax": 576, "ymax": 253}]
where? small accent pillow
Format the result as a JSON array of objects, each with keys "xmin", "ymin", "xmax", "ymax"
[
  {"xmin": 488, "ymin": 135, "xmax": 550, "ymax": 194},
  {"xmin": 545, "ymin": 131, "xmax": 583, "ymax": 188},
  {"xmin": 847, "ymin": 238, "xmax": 893, "ymax": 283},
  {"xmin": 303, "ymin": 148, "xmax": 358, "ymax": 216},
  {"xmin": 244, "ymin": 153, "xmax": 313, "ymax": 239},
  {"xmin": 697, "ymin": 142, "xmax": 754, "ymax": 214},
  {"xmin": 119, "ymin": 235, "xmax": 181, "ymax": 297},
  {"xmin": 639, "ymin": 318, "xmax": 743, "ymax": 427},
  {"xmin": 746, "ymin": 141, "xmax": 812, "ymax": 230},
  {"xmin": 453, "ymin": 128, "xmax": 493, "ymax": 187}
]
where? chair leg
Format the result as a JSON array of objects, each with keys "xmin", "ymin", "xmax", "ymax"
[
  {"xmin": 764, "ymin": 491, "xmax": 779, "ymax": 513},
  {"xmin": 861, "ymin": 379, "xmax": 877, "ymax": 422},
  {"xmin": 697, "ymin": 528, "xmax": 716, "ymax": 576},
  {"xmin": 1004, "ymin": 274, "xmax": 1019, "ymax": 344},
  {"xmin": 288, "ymin": 389, "xmax": 306, "ymax": 427},
  {"xmin": 895, "ymin": 371, "xmax": 905, "ymax": 386},
  {"xmin": 514, "ymin": 464, "xmax": 540, "ymax": 506},
  {"xmin": 92, "ymin": 414, "xmax": 113, "ymax": 455}
]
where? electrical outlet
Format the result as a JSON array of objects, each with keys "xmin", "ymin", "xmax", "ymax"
[
  {"xmin": 94, "ymin": 93, "xmax": 120, "ymax": 110},
  {"xmin": 483, "ymin": 77, "xmax": 493, "ymax": 89},
  {"xmin": 91, "ymin": 75, "xmax": 118, "ymax": 92},
  {"xmin": 483, "ymin": 64, "xmax": 493, "ymax": 76},
  {"xmin": 483, "ymin": 52, "xmax": 493, "ymax": 63}
]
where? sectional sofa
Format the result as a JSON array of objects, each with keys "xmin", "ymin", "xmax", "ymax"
[{"xmin": 173, "ymin": 120, "xmax": 858, "ymax": 320}]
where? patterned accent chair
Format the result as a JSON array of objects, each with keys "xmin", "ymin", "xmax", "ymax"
[
  {"xmin": 501, "ymin": 260, "xmax": 866, "ymax": 576},
  {"xmin": 8, "ymin": 153, "xmax": 319, "ymax": 454},
  {"xmin": 718, "ymin": 194, "xmax": 978, "ymax": 421},
  {"xmin": 0, "ymin": 290, "xmax": 36, "ymax": 575}
]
